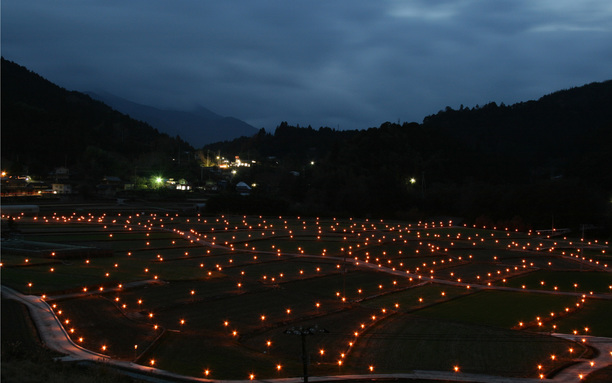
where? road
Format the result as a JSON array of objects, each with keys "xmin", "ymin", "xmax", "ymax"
[{"xmin": 549, "ymin": 334, "xmax": 612, "ymax": 383}]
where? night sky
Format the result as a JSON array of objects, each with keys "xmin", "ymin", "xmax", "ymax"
[{"xmin": 3, "ymin": 0, "xmax": 612, "ymax": 130}]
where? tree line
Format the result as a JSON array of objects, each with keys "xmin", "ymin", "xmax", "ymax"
[{"xmin": 205, "ymin": 81, "xmax": 612, "ymax": 234}]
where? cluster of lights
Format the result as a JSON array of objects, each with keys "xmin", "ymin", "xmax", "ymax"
[{"xmin": 5, "ymin": 211, "xmax": 609, "ymax": 379}]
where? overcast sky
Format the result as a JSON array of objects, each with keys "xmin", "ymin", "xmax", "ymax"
[{"xmin": 3, "ymin": 0, "xmax": 612, "ymax": 131}]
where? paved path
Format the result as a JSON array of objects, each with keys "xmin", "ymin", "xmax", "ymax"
[
  {"xmin": 2, "ymin": 285, "xmax": 109, "ymax": 361},
  {"xmin": 549, "ymin": 334, "xmax": 612, "ymax": 382},
  {"xmin": 44, "ymin": 279, "xmax": 164, "ymax": 301}
]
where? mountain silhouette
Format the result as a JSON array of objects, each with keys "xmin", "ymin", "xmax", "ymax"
[{"xmin": 87, "ymin": 91, "xmax": 257, "ymax": 147}]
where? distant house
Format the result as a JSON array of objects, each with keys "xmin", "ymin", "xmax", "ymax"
[
  {"xmin": 235, "ymin": 181, "xmax": 252, "ymax": 196},
  {"xmin": 26, "ymin": 181, "xmax": 49, "ymax": 193},
  {"xmin": 52, "ymin": 183, "xmax": 72, "ymax": 194}
]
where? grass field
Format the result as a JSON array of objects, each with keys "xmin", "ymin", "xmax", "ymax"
[
  {"xmin": 1, "ymin": 212, "xmax": 610, "ymax": 380},
  {"xmin": 415, "ymin": 290, "xmax": 582, "ymax": 330},
  {"xmin": 346, "ymin": 314, "xmax": 585, "ymax": 377},
  {"xmin": 550, "ymin": 299, "xmax": 612, "ymax": 337}
]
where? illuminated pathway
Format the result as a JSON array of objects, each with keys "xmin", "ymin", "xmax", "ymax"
[
  {"xmin": 1, "ymin": 286, "xmax": 109, "ymax": 362},
  {"xmin": 43, "ymin": 279, "xmax": 165, "ymax": 301},
  {"xmin": 345, "ymin": 257, "xmax": 612, "ymax": 300},
  {"xmin": 164, "ymin": 222, "xmax": 611, "ymax": 300},
  {"xmin": 549, "ymin": 334, "xmax": 612, "ymax": 383}
]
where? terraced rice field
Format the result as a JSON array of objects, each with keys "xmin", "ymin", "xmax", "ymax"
[{"xmin": 1, "ymin": 212, "xmax": 610, "ymax": 379}]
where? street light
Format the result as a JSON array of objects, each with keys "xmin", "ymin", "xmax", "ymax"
[{"xmin": 285, "ymin": 325, "xmax": 328, "ymax": 383}]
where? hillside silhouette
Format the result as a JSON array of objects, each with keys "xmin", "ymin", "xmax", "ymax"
[
  {"xmin": 204, "ymin": 82, "xmax": 612, "ymax": 232},
  {"xmin": 86, "ymin": 91, "xmax": 257, "ymax": 147},
  {"xmin": 2, "ymin": 57, "xmax": 610, "ymax": 232},
  {"xmin": 1, "ymin": 58, "xmax": 194, "ymax": 182}
]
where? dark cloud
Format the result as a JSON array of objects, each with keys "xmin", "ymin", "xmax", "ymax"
[{"xmin": 3, "ymin": 0, "xmax": 611, "ymax": 131}]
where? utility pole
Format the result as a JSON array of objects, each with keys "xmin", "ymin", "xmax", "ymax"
[
  {"xmin": 342, "ymin": 249, "xmax": 347, "ymax": 301},
  {"xmin": 285, "ymin": 325, "xmax": 328, "ymax": 383}
]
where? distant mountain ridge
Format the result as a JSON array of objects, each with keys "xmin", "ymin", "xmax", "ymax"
[{"xmin": 86, "ymin": 91, "xmax": 257, "ymax": 147}]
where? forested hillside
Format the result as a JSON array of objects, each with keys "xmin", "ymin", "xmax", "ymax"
[
  {"xmin": 1, "ymin": 58, "xmax": 194, "ymax": 181},
  {"xmin": 205, "ymin": 82, "xmax": 612, "ymax": 232},
  {"xmin": 423, "ymin": 81, "xmax": 612, "ymax": 187}
]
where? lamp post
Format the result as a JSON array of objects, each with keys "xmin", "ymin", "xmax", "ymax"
[{"xmin": 284, "ymin": 325, "xmax": 328, "ymax": 383}]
